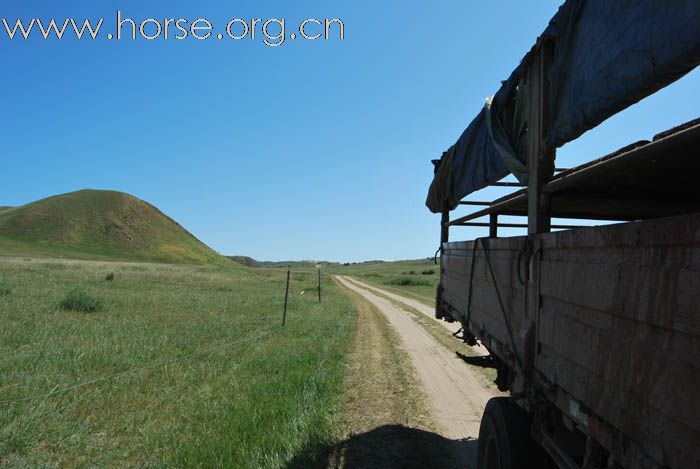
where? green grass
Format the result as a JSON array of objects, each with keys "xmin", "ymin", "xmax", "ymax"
[
  {"xmin": 0, "ymin": 257, "xmax": 356, "ymax": 467},
  {"xmin": 0, "ymin": 189, "xmax": 234, "ymax": 266},
  {"xmin": 59, "ymin": 288, "xmax": 103, "ymax": 312},
  {"xmin": 384, "ymin": 277, "xmax": 431, "ymax": 287},
  {"xmin": 329, "ymin": 259, "xmax": 439, "ymax": 306}
]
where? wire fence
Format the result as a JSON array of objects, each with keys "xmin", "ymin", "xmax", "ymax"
[
  {"xmin": 1, "ymin": 268, "xmax": 326, "ymax": 407},
  {"xmin": 0, "ymin": 329, "xmax": 273, "ymax": 408}
]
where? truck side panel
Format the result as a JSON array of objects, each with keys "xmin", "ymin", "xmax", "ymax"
[{"xmin": 439, "ymin": 213, "xmax": 700, "ymax": 468}]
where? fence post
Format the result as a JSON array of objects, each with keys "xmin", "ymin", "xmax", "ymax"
[
  {"xmin": 317, "ymin": 268, "xmax": 321, "ymax": 303},
  {"xmin": 282, "ymin": 269, "xmax": 290, "ymax": 326}
]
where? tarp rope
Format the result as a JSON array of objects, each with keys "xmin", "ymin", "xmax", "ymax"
[
  {"xmin": 464, "ymin": 239, "xmax": 479, "ymax": 332},
  {"xmin": 478, "ymin": 237, "xmax": 526, "ymax": 375}
]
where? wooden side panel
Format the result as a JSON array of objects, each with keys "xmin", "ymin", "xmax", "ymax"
[
  {"xmin": 441, "ymin": 236, "xmax": 528, "ymax": 368},
  {"xmin": 440, "ymin": 213, "xmax": 700, "ymax": 468},
  {"xmin": 535, "ymin": 214, "xmax": 700, "ymax": 468}
]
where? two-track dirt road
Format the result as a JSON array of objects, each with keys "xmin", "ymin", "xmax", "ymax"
[
  {"xmin": 344, "ymin": 278, "xmax": 491, "ymax": 356},
  {"xmin": 335, "ymin": 276, "xmax": 498, "ymax": 468}
]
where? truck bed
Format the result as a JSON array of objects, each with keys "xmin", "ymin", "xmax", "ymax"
[{"xmin": 440, "ymin": 213, "xmax": 700, "ymax": 468}]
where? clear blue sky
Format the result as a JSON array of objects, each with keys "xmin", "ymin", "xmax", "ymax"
[{"xmin": 2, "ymin": 1, "xmax": 699, "ymax": 262}]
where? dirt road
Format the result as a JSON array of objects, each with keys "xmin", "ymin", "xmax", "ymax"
[
  {"xmin": 347, "ymin": 279, "xmax": 490, "ymax": 355},
  {"xmin": 335, "ymin": 276, "xmax": 498, "ymax": 468}
]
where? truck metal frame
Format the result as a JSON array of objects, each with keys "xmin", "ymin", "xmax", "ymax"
[{"xmin": 434, "ymin": 38, "xmax": 700, "ymax": 469}]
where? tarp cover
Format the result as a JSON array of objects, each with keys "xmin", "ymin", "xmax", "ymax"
[{"xmin": 426, "ymin": 0, "xmax": 700, "ymax": 213}]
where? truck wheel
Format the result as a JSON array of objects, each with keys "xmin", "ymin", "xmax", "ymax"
[{"xmin": 477, "ymin": 397, "xmax": 540, "ymax": 469}]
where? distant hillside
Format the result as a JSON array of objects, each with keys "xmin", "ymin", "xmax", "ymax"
[
  {"xmin": 260, "ymin": 260, "xmax": 337, "ymax": 268},
  {"xmin": 0, "ymin": 189, "xmax": 233, "ymax": 265},
  {"xmin": 227, "ymin": 256, "xmax": 262, "ymax": 267},
  {"xmin": 226, "ymin": 256, "xmax": 337, "ymax": 268}
]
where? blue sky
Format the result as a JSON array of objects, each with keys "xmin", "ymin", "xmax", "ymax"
[{"xmin": 2, "ymin": 1, "xmax": 699, "ymax": 262}]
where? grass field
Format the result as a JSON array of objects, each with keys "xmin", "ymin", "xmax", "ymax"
[
  {"xmin": 0, "ymin": 257, "xmax": 356, "ymax": 467},
  {"xmin": 329, "ymin": 259, "xmax": 439, "ymax": 306}
]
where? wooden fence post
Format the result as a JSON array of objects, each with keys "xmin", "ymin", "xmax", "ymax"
[
  {"xmin": 317, "ymin": 269, "xmax": 321, "ymax": 303},
  {"xmin": 282, "ymin": 269, "xmax": 290, "ymax": 326}
]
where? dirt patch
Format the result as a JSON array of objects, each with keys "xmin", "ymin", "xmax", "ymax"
[{"xmin": 321, "ymin": 279, "xmax": 461, "ymax": 468}]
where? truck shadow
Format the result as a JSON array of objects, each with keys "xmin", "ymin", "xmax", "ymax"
[
  {"xmin": 286, "ymin": 424, "xmax": 478, "ymax": 469},
  {"xmin": 455, "ymin": 351, "xmax": 497, "ymax": 369}
]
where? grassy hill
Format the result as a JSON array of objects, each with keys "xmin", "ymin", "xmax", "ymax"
[
  {"xmin": 258, "ymin": 260, "xmax": 337, "ymax": 268},
  {"xmin": 226, "ymin": 256, "xmax": 338, "ymax": 268},
  {"xmin": 0, "ymin": 189, "xmax": 232, "ymax": 265},
  {"xmin": 226, "ymin": 255, "xmax": 262, "ymax": 267}
]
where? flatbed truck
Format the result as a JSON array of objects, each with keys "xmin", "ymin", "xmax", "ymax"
[{"xmin": 427, "ymin": 3, "xmax": 700, "ymax": 468}]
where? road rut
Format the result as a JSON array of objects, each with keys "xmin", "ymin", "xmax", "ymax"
[
  {"xmin": 348, "ymin": 279, "xmax": 491, "ymax": 356},
  {"xmin": 335, "ymin": 276, "xmax": 498, "ymax": 467}
]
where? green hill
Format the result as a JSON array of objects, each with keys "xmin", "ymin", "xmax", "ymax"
[
  {"xmin": 226, "ymin": 256, "xmax": 339, "ymax": 268},
  {"xmin": 0, "ymin": 189, "xmax": 233, "ymax": 265},
  {"xmin": 227, "ymin": 255, "xmax": 262, "ymax": 267},
  {"xmin": 259, "ymin": 260, "xmax": 337, "ymax": 268}
]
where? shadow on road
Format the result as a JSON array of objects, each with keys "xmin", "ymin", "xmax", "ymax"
[
  {"xmin": 286, "ymin": 424, "xmax": 478, "ymax": 469},
  {"xmin": 455, "ymin": 351, "xmax": 497, "ymax": 369}
]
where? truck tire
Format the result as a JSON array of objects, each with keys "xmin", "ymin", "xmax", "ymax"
[{"xmin": 477, "ymin": 397, "xmax": 542, "ymax": 469}]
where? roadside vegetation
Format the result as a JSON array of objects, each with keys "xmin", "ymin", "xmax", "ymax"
[
  {"xmin": 0, "ymin": 257, "xmax": 355, "ymax": 467},
  {"xmin": 385, "ymin": 276, "xmax": 431, "ymax": 287}
]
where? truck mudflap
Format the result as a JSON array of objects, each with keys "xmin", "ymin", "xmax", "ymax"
[{"xmin": 434, "ymin": 282, "xmax": 444, "ymax": 319}]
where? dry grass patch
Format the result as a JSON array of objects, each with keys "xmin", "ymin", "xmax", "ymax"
[
  {"xmin": 338, "ymin": 290, "xmax": 432, "ymax": 433},
  {"xmin": 325, "ymin": 283, "xmax": 460, "ymax": 468}
]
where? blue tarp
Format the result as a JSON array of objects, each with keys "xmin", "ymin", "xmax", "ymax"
[{"xmin": 427, "ymin": 0, "xmax": 700, "ymax": 213}]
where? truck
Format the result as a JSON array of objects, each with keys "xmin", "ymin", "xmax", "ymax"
[{"xmin": 426, "ymin": 2, "xmax": 700, "ymax": 468}]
